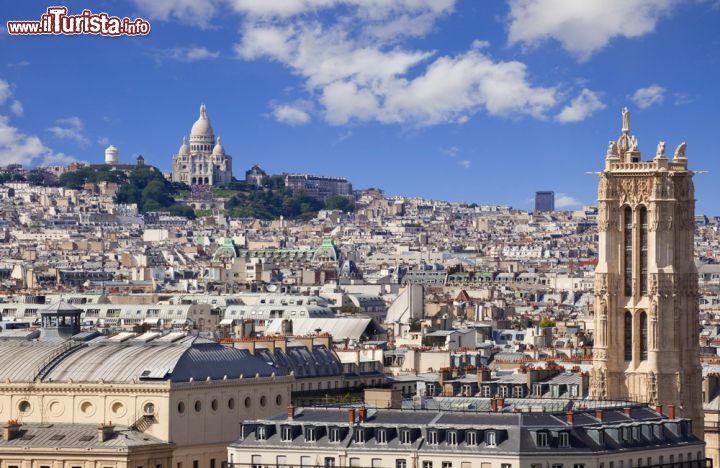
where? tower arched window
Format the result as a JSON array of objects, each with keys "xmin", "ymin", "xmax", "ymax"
[
  {"xmin": 624, "ymin": 311, "xmax": 632, "ymax": 361},
  {"xmin": 639, "ymin": 207, "xmax": 648, "ymax": 296},
  {"xmin": 624, "ymin": 207, "xmax": 633, "ymax": 296},
  {"xmin": 639, "ymin": 311, "xmax": 648, "ymax": 361}
]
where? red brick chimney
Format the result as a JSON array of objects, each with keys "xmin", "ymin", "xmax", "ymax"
[
  {"xmin": 348, "ymin": 408, "xmax": 356, "ymax": 425},
  {"xmin": 655, "ymin": 404, "xmax": 663, "ymax": 416},
  {"xmin": 358, "ymin": 406, "xmax": 367, "ymax": 423},
  {"xmin": 566, "ymin": 410, "xmax": 574, "ymax": 425},
  {"xmin": 3, "ymin": 420, "xmax": 21, "ymax": 441},
  {"xmin": 623, "ymin": 407, "xmax": 632, "ymax": 417},
  {"xmin": 287, "ymin": 404, "xmax": 295, "ymax": 420},
  {"xmin": 490, "ymin": 398, "xmax": 498, "ymax": 412},
  {"xmin": 667, "ymin": 404, "xmax": 676, "ymax": 419},
  {"xmin": 595, "ymin": 409, "xmax": 604, "ymax": 421},
  {"xmin": 496, "ymin": 397, "xmax": 505, "ymax": 411}
]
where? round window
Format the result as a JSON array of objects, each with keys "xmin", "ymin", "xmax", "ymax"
[
  {"xmin": 276, "ymin": 394, "xmax": 283, "ymax": 406},
  {"xmin": 178, "ymin": 401, "xmax": 185, "ymax": 414},
  {"xmin": 244, "ymin": 397, "xmax": 251, "ymax": 408},
  {"xmin": 211, "ymin": 399, "xmax": 218, "ymax": 411},
  {"xmin": 111, "ymin": 401, "xmax": 126, "ymax": 417},
  {"xmin": 143, "ymin": 402, "xmax": 155, "ymax": 415},
  {"xmin": 80, "ymin": 401, "xmax": 94, "ymax": 414},
  {"xmin": 228, "ymin": 398, "xmax": 235, "ymax": 410},
  {"xmin": 194, "ymin": 400, "xmax": 202, "ymax": 412},
  {"xmin": 18, "ymin": 400, "xmax": 31, "ymax": 413},
  {"xmin": 260, "ymin": 396, "xmax": 267, "ymax": 407}
]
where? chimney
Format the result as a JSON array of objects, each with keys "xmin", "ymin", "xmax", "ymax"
[
  {"xmin": 595, "ymin": 409, "xmax": 604, "ymax": 422},
  {"xmin": 496, "ymin": 397, "xmax": 505, "ymax": 411},
  {"xmin": 358, "ymin": 406, "xmax": 367, "ymax": 423},
  {"xmin": 655, "ymin": 404, "xmax": 663, "ymax": 416},
  {"xmin": 287, "ymin": 404, "xmax": 295, "ymax": 420},
  {"xmin": 347, "ymin": 408, "xmax": 356, "ymax": 426},
  {"xmin": 490, "ymin": 398, "xmax": 498, "ymax": 413},
  {"xmin": 566, "ymin": 410, "xmax": 574, "ymax": 425},
  {"xmin": 3, "ymin": 420, "xmax": 21, "ymax": 441},
  {"xmin": 97, "ymin": 422, "xmax": 115, "ymax": 442},
  {"xmin": 623, "ymin": 407, "xmax": 632, "ymax": 418},
  {"xmin": 667, "ymin": 404, "xmax": 676, "ymax": 419}
]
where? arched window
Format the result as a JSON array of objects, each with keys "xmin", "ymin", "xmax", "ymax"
[
  {"xmin": 624, "ymin": 207, "xmax": 633, "ymax": 296},
  {"xmin": 624, "ymin": 311, "xmax": 633, "ymax": 361},
  {"xmin": 639, "ymin": 207, "xmax": 648, "ymax": 295},
  {"xmin": 640, "ymin": 311, "xmax": 648, "ymax": 361}
]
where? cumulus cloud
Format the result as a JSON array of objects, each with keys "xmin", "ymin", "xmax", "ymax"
[
  {"xmin": 555, "ymin": 193, "xmax": 583, "ymax": 209},
  {"xmin": 47, "ymin": 116, "xmax": 90, "ymax": 147},
  {"xmin": 0, "ymin": 115, "xmax": 75, "ymax": 167},
  {"xmin": 10, "ymin": 100, "xmax": 23, "ymax": 117},
  {"xmin": 158, "ymin": 46, "xmax": 220, "ymax": 62},
  {"xmin": 131, "ymin": 0, "xmax": 220, "ymax": 28},
  {"xmin": 631, "ymin": 84, "xmax": 666, "ymax": 109},
  {"xmin": 506, "ymin": 0, "xmax": 676, "ymax": 61},
  {"xmin": 272, "ymin": 102, "xmax": 313, "ymax": 125},
  {"xmin": 555, "ymin": 88, "xmax": 605, "ymax": 123}
]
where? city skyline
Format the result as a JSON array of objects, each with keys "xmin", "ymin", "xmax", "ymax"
[{"xmin": 1, "ymin": 1, "xmax": 719, "ymax": 213}]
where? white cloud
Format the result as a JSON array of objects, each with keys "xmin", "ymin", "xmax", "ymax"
[
  {"xmin": 47, "ymin": 116, "xmax": 90, "ymax": 147},
  {"xmin": 0, "ymin": 115, "xmax": 75, "ymax": 167},
  {"xmin": 160, "ymin": 46, "xmax": 220, "ymax": 62},
  {"xmin": 441, "ymin": 145, "xmax": 460, "ymax": 157},
  {"xmin": 10, "ymin": 100, "xmax": 23, "ymax": 117},
  {"xmin": 0, "ymin": 79, "xmax": 10, "ymax": 104},
  {"xmin": 631, "ymin": 84, "xmax": 666, "ymax": 109},
  {"xmin": 131, "ymin": 0, "xmax": 220, "ymax": 28},
  {"xmin": 230, "ymin": 0, "xmax": 456, "ymax": 19},
  {"xmin": 506, "ymin": 0, "xmax": 676, "ymax": 61},
  {"xmin": 555, "ymin": 193, "xmax": 583, "ymax": 209},
  {"xmin": 272, "ymin": 102, "xmax": 312, "ymax": 125},
  {"xmin": 555, "ymin": 88, "xmax": 605, "ymax": 123},
  {"xmin": 97, "ymin": 136, "xmax": 111, "ymax": 146},
  {"xmin": 7, "ymin": 60, "xmax": 30, "ymax": 68},
  {"xmin": 457, "ymin": 159, "xmax": 470, "ymax": 169}
]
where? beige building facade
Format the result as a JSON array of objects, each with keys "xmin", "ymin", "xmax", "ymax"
[{"xmin": 590, "ymin": 109, "xmax": 703, "ymax": 435}]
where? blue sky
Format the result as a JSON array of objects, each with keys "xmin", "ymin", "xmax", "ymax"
[{"xmin": 1, "ymin": 1, "xmax": 719, "ymax": 213}]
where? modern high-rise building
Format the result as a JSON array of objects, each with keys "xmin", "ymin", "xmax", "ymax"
[
  {"xmin": 534, "ymin": 191, "xmax": 554, "ymax": 212},
  {"xmin": 171, "ymin": 104, "xmax": 233, "ymax": 186},
  {"xmin": 590, "ymin": 108, "xmax": 703, "ymax": 436}
]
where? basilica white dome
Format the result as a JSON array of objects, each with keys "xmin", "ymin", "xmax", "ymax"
[
  {"xmin": 190, "ymin": 104, "xmax": 214, "ymax": 142},
  {"xmin": 212, "ymin": 137, "xmax": 225, "ymax": 156},
  {"xmin": 178, "ymin": 136, "xmax": 189, "ymax": 155}
]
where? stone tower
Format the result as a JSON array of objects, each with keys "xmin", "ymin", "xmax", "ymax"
[{"xmin": 591, "ymin": 108, "xmax": 702, "ymax": 435}]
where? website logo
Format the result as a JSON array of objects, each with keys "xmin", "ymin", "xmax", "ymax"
[{"xmin": 7, "ymin": 7, "xmax": 151, "ymax": 36}]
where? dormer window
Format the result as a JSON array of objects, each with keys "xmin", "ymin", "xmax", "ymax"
[
  {"xmin": 427, "ymin": 430, "xmax": 438, "ymax": 445},
  {"xmin": 256, "ymin": 426, "xmax": 267, "ymax": 440},
  {"xmin": 466, "ymin": 431, "xmax": 477, "ymax": 446},
  {"xmin": 486, "ymin": 431, "xmax": 497, "ymax": 447},
  {"xmin": 559, "ymin": 432, "xmax": 570, "ymax": 448},
  {"xmin": 355, "ymin": 429, "xmax": 365, "ymax": 443},
  {"xmin": 329, "ymin": 427, "xmax": 341, "ymax": 443},
  {"xmin": 400, "ymin": 429, "xmax": 412, "ymax": 444},
  {"xmin": 536, "ymin": 432, "xmax": 549, "ymax": 448},
  {"xmin": 281, "ymin": 426, "xmax": 293, "ymax": 442},
  {"xmin": 377, "ymin": 429, "xmax": 387, "ymax": 444},
  {"xmin": 305, "ymin": 427, "xmax": 316, "ymax": 442},
  {"xmin": 447, "ymin": 431, "xmax": 458, "ymax": 446}
]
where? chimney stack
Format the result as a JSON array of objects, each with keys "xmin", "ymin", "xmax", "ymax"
[
  {"xmin": 358, "ymin": 406, "xmax": 367, "ymax": 423},
  {"xmin": 347, "ymin": 408, "xmax": 356, "ymax": 426},
  {"xmin": 655, "ymin": 404, "xmax": 663, "ymax": 416},
  {"xmin": 496, "ymin": 397, "xmax": 505, "ymax": 411},
  {"xmin": 566, "ymin": 410, "xmax": 574, "ymax": 425},
  {"xmin": 97, "ymin": 422, "xmax": 115, "ymax": 442},
  {"xmin": 287, "ymin": 404, "xmax": 295, "ymax": 420},
  {"xmin": 623, "ymin": 407, "xmax": 632, "ymax": 417},
  {"xmin": 490, "ymin": 398, "xmax": 498, "ymax": 412},
  {"xmin": 667, "ymin": 404, "xmax": 676, "ymax": 419},
  {"xmin": 3, "ymin": 420, "xmax": 21, "ymax": 441},
  {"xmin": 595, "ymin": 409, "xmax": 604, "ymax": 422}
]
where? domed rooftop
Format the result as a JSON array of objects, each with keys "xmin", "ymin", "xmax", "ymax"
[
  {"xmin": 190, "ymin": 103, "xmax": 214, "ymax": 142},
  {"xmin": 178, "ymin": 136, "xmax": 189, "ymax": 155},
  {"xmin": 212, "ymin": 137, "xmax": 225, "ymax": 156}
]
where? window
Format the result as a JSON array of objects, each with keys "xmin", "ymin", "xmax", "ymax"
[
  {"xmin": 324, "ymin": 458, "xmax": 336, "ymax": 468},
  {"xmin": 355, "ymin": 430, "xmax": 365, "ymax": 443},
  {"xmin": 573, "ymin": 465, "xmax": 585, "ymax": 468},
  {"xmin": 193, "ymin": 462, "xmax": 199, "ymax": 468},
  {"xmin": 422, "ymin": 462, "xmax": 433, "ymax": 468},
  {"xmin": 486, "ymin": 431, "xmax": 496, "ymax": 447},
  {"xmin": 427, "ymin": 430, "xmax": 438, "ymax": 444},
  {"xmin": 482, "ymin": 386, "xmax": 492, "ymax": 397},
  {"xmin": 640, "ymin": 311, "xmax": 648, "ymax": 361},
  {"xmin": 305, "ymin": 427, "xmax": 316, "ymax": 442},
  {"xmin": 210, "ymin": 460, "xmax": 215, "ymax": 468},
  {"xmin": 499, "ymin": 386, "xmax": 509, "ymax": 397},
  {"xmin": 396, "ymin": 460, "xmax": 407, "ymax": 468},
  {"xmin": 400, "ymin": 429, "xmax": 411, "ymax": 444},
  {"xmin": 536, "ymin": 432, "xmax": 548, "ymax": 447},
  {"xmin": 624, "ymin": 206, "xmax": 633, "ymax": 296},
  {"xmin": 466, "ymin": 431, "xmax": 477, "ymax": 446},
  {"xmin": 639, "ymin": 207, "xmax": 648, "ymax": 295},
  {"xmin": 624, "ymin": 311, "xmax": 633, "ymax": 361},
  {"xmin": 441, "ymin": 463, "xmax": 452, "ymax": 468},
  {"xmin": 559, "ymin": 432, "xmax": 570, "ymax": 447},
  {"xmin": 502, "ymin": 465, "xmax": 512, "ymax": 468},
  {"xmin": 256, "ymin": 426, "xmax": 267, "ymax": 440},
  {"xmin": 377, "ymin": 429, "xmax": 387, "ymax": 444},
  {"xmin": 282, "ymin": 426, "xmax": 293, "ymax": 441},
  {"xmin": 329, "ymin": 427, "xmax": 341, "ymax": 443},
  {"xmin": 447, "ymin": 431, "xmax": 457, "ymax": 445},
  {"xmin": 551, "ymin": 465, "xmax": 563, "ymax": 468},
  {"xmin": 513, "ymin": 386, "xmax": 524, "ymax": 397}
]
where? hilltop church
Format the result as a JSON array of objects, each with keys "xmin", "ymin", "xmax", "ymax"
[{"xmin": 171, "ymin": 104, "xmax": 233, "ymax": 187}]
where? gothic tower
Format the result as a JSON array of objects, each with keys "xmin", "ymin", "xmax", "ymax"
[{"xmin": 591, "ymin": 108, "xmax": 702, "ymax": 435}]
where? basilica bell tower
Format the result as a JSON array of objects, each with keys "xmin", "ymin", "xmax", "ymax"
[{"xmin": 591, "ymin": 108, "xmax": 703, "ymax": 435}]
